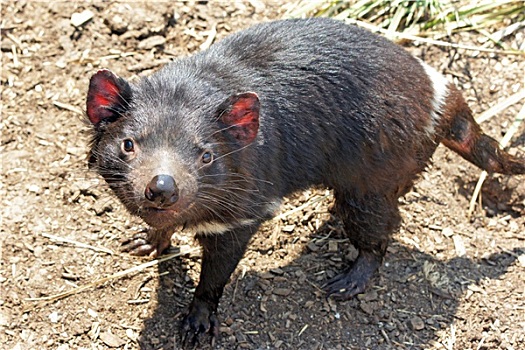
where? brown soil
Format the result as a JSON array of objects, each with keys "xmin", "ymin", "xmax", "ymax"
[{"xmin": 1, "ymin": 1, "xmax": 524, "ymax": 349}]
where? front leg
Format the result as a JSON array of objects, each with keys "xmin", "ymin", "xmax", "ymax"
[{"xmin": 181, "ymin": 223, "xmax": 259, "ymax": 346}]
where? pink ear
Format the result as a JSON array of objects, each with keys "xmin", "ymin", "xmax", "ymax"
[
  {"xmin": 220, "ymin": 92, "xmax": 260, "ymax": 145},
  {"xmin": 86, "ymin": 69, "xmax": 131, "ymax": 126}
]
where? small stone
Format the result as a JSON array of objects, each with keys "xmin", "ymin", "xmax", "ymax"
[
  {"xmin": 260, "ymin": 272, "xmax": 274, "ymax": 279},
  {"xmin": 260, "ymin": 302, "xmax": 267, "ymax": 312},
  {"xmin": 56, "ymin": 59, "xmax": 67, "ymax": 69},
  {"xmin": 92, "ymin": 201, "xmax": 112, "ymax": 215},
  {"xmin": 33, "ymin": 245, "xmax": 44, "ymax": 258},
  {"xmin": 359, "ymin": 302, "xmax": 374, "ymax": 315},
  {"xmin": 270, "ymin": 267, "xmax": 284, "ymax": 275},
  {"xmin": 87, "ymin": 308, "xmax": 98, "ymax": 318},
  {"xmin": 125, "ymin": 329, "xmax": 137, "ymax": 341},
  {"xmin": 362, "ymin": 290, "xmax": 378, "ymax": 302},
  {"xmin": 273, "ymin": 288, "xmax": 292, "ymax": 296},
  {"xmin": 235, "ymin": 331, "xmax": 247, "ymax": 343},
  {"xmin": 248, "ymin": 0, "xmax": 266, "ymax": 13},
  {"xmin": 442, "ymin": 227, "xmax": 454, "ymax": 237},
  {"xmin": 385, "ymin": 322, "xmax": 396, "ymax": 331},
  {"xmin": 282, "ymin": 224, "xmax": 295, "ymax": 232},
  {"xmin": 27, "ymin": 184, "xmax": 41, "ymax": 193},
  {"xmin": 0, "ymin": 309, "xmax": 11, "ymax": 326},
  {"xmin": 406, "ymin": 223, "xmax": 418, "ymax": 233},
  {"xmin": 307, "ymin": 241, "xmax": 319, "ymax": 252},
  {"xmin": 346, "ymin": 245, "xmax": 359, "ymax": 261},
  {"xmin": 71, "ymin": 10, "xmax": 94, "ymax": 27},
  {"xmin": 518, "ymin": 254, "xmax": 525, "ymax": 268},
  {"xmin": 105, "ymin": 15, "xmax": 128, "ymax": 34},
  {"xmin": 49, "ymin": 311, "xmax": 59, "ymax": 323},
  {"xmin": 409, "ymin": 316, "xmax": 425, "ymax": 330},
  {"xmin": 220, "ymin": 326, "xmax": 233, "ymax": 335},
  {"xmin": 258, "ymin": 279, "xmax": 270, "ymax": 290}
]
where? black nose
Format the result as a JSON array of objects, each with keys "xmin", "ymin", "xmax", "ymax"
[{"xmin": 144, "ymin": 174, "xmax": 179, "ymax": 207}]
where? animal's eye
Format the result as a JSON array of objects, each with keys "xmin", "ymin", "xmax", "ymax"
[
  {"xmin": 202, "ymin": 151, "xmax": 213, "ymax": 164},
  {"xmin": 122, "ymin": 139, "xmax": 135, "ymax": 153}
]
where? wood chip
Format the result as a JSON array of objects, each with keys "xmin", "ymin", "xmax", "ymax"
[
  {"xmin": 452, "ymin": 235, "xmax": 466, "ymax": 256},
  {"xmin": 270, "ymin": 267, "xmax": 284, "ymax": 275},
  {"xmin": 127, "ymin": 59, "xmax": 171, "ymax": 72},
  {"xmin": 138, "ymin": 35, "xmax": 166, "ymax": 50},
  {"xmin": 99, "ymin": 331, "xmax": 126, "ymax": 348}
]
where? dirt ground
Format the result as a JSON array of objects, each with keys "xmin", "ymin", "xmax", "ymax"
[{"xmin": 1, "ymin": 1, "xmax": 524, "ymax": 349}]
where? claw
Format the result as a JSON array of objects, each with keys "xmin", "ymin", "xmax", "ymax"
[
  {"xmin": 180, "ymin": 300, "xmax": 219, "ymax": 348},
  {"xmin": 121, "ymin": 231, "xmax": 159, "ymax": 257},
  {"xmin": 120, "ymin": 229, "xmax": 173, "ymax": 257},
  {"xmin": 323, "ymin": 273, "xmax": 369, "ymax": 300},
  {"xmin": 323, "ymin": 251, "xmax": 381, "ymax": 300}
]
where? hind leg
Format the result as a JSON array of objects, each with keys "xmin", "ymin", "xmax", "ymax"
[{"xmin": 324, "ymin": 191, "xmax": 401, "ymax": 300}]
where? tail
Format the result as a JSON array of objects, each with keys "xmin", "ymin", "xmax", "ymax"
[{"xmin": 440, "ymin": 87, "xmax": 525, "ymax": 175}]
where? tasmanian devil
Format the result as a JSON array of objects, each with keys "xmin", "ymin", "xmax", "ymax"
[{"xmin": 85, "ymin": 18, "xmax": 524, "ymax": 344}]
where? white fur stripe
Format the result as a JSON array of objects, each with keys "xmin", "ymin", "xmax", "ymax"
[
  {"xmin": 419, "ymin": 60, "xmax": 449, "ymax": 136},
  {"xmin": 191, "ymin": 219, "xmax": 257, "ymax": 235},
  {"xmin": 190, "ymin": 201, "xmax": 280, "ymax": 235}
]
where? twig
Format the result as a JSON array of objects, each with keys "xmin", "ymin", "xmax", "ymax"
[
  {"xmin": 343, "ymin": 18, "xmax": 524, "ymax": 56},
  {"xmin": 274, "ymin": 194, "xmax": 330, "ymax": 221},
  {"xmin": 23, "ymin": 247, "xmax": 200, "ymax": 312},
  {"xmin": 476, "ymin": 89, "xmax": 525, "ymax": 124},
  {"xmin": 53, "ymin": 101, "xmax": 84, "ymax": 116},
  {"xmin": 298, "ymin": 324, "xmax": 309, "ymax": 337},
  {"xmin": 199, "ymin": 23, "xmax": 217, "ymax": 51},
  {"xmin": 498, "ymin": 103, "xmax": 525, "ymax": 148},
  {"xmin": 42, "ymin": 232, "xmax": 114, "ymax": 255},
  {"xmin": 6, "ymin": 32, "xmax": 22, "ymax": 48},
  {"xmin": 477, "ymin": 20, "xmax": 525, "ymax": 44}
]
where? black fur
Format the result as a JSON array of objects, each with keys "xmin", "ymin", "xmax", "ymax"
[{"xmin": 86, "ymin": 18, "xmax": 524, "ymax": 345}]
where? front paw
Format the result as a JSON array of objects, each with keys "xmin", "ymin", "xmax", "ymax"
[
  {"xmin": 323, "ymin": 250, "xmax": 381, "ymax": 300},
  {"xmin": 181, "ymin": 299, "xmax": 219, "ymax": 347},
  {"xmin": 121, "ymin": 229, "xmax": 172, "ymax": 257}
]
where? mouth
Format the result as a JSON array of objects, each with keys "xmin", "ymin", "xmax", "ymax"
[
  {"xmin": 138, "ymin": 201, "xmax": 197, "ymax": 229},
  {"xmin": 138, "ymin": 207, "xmax": 181, "ymax": 228}
]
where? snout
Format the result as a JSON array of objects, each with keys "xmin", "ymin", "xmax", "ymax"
[{"xmin": 144, "ymin": 174, "xmax": 179, "ymax": 208}]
